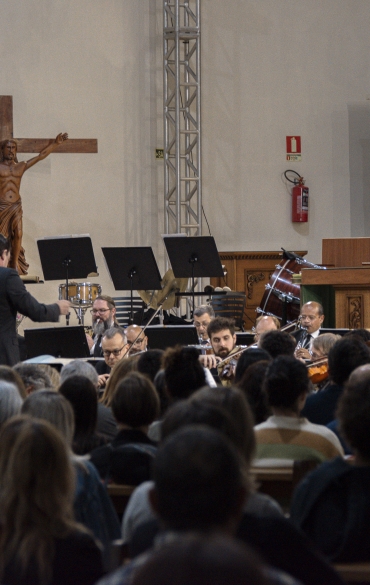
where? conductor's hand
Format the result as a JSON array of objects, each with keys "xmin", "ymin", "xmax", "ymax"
[{"xmin": 57, "ymin": 300, "xmax": 71, "ymax": 315}]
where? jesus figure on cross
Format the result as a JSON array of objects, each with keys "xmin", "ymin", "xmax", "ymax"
[{"xmin": 0, "ymin": 132, "xmax": 68, "ymax": 274}]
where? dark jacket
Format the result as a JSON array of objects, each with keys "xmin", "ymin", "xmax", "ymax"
[
  {"xmin": 0, "ymin": 267, "xmax": 60, "ymax": 365},
  {"xmin": 301, "ymin": 382, "xmax": 343, "ymax": 425},
  {"xmin": 90, "ymin": 428, "xmax": 157, "ymax": 484},
  {"xmin": 290, "ymin": 457, "xmax": 370, "ymax": 562}
]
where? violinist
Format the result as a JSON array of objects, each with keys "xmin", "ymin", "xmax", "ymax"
[
  {"xmin": 207, "ymin": 317, "xmax": 242, "ymax": 386},
  {"xmin": 254, "ymin": 315, "xmax": 280, "ymax": 343}
]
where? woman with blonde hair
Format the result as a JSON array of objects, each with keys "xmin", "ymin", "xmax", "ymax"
[{"xmin": 0, "ymin": 416, "xmax": 104, "ymax": 585}]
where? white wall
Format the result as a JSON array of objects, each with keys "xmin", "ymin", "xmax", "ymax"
[{"xmin": 0, "ymin": 0, "xmax": 369, "ymax": 331}]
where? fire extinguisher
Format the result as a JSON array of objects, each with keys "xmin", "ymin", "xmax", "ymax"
[{"xmin": 284, "ymin": 170, "xmax": 308, "ymax": 222}]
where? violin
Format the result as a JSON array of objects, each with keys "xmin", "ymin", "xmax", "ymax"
[{"xmin": 307, "ymin": 357, "xmax": 329, "ymax": 384}]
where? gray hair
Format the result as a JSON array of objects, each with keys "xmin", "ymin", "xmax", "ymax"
[
  {"xmin": 60, "ymin": 360, "xmax": 99, "ymax": 388},
  {"xmin": 193, "ymin": 304, "xmax": 215, "ymax": 319},
  {"xmin": 103, "ymin": 326, "xmax": 127, "ymax": 344},
  {"xmin": 13, "ymin": 363, "xmax": 52, "ymax": 392},
  {"xmin": 0, "ymin": 381, "xmax": 23, "ymax": 427},
  {"xmin": 21, "ymin": 390, "xmax": 75, "ymax": 447}
]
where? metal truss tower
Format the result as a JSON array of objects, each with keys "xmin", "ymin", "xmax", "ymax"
[{"xmin": 163, "ymin": 0, "xmax": 202, "ymax": 236}]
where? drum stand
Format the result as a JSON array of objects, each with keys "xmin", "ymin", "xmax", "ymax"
[{"xmin": 72, "ymin": 304, "xmax": 91, "ymax": 326}]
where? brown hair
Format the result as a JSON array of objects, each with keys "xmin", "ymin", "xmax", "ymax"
[
  {"xmin": 0, "ymin": 416, "xmax": 78, "ymax": 585},
  {"xmin": 100, "ymin": 354, "xmax": 139, "ymax": 406},
  {"xmin": 111, "ymin": 372, "xmax": 160, "ymax": 428}
]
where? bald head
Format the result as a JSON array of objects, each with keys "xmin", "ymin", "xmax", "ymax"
[
  {"xmin": 254, "ymin": 316, "xmax": 279, "ymax": 342},
  {"xmin": 348, "ymin": 364, "xmax": 370, "ymax": 385},
  {"xmin": 125, "ymin": 324, "xmax": 148, "ymax": 354},
  {"xmin": 299, "ymin": 301, "xmax": 324, "ymax": 334}
]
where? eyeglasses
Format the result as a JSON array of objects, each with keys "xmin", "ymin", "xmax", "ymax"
[
  {"xmin": 90, "ymin": 308, "xmax": 110, "ymax": 315},
  {"xmin": 103, "ymin": 346, "xmax": 125, "ymax": 357}
]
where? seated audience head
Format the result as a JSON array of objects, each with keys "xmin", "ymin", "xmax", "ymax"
[
  {"xmin": 311, "ymin": 332, "xmax": 341, "ymax": 361},
  {"xmin": 59, "ymin": 375, "xmax": 101, "ymax": 454},
  {"xmin": 101, "ymin": 326, "xmax": 129, "ymax": 369},
  {"xmin": 91, "ymin": 294, "xmax": 117, "ymax": 336},
  {"xmin": 193, "ymin": 305, "xmax": 215, "ymax": 341},
  {"xmin": 344, "ymin": 328, "xmax": 370, "ymax": 343},
  {"xmin": 234, "ymin": 348, "xmax": 271, "ymax": 384},
  {"xmin": 264, "ymin": 355, "xmax": 310, "ymax": 415},
  {"xmin": 254, "ymin": 315, "xmax": 280, "ymax": 343},
  {"xmin": 13, "ymin": 363, "xmax": 52, "ymax": 395},
  {"xmin": 258, "ymin": 330, "xmax": 296, "ymax": 358},
  {"xmin": 163, "ymin": 345, "xmax": 206, "ymax": 401},
  {"xmin": 299, "ymin": 301, "xmax": 325, "ymax": 335},
  {"xmin": 101, "ymin": 354, "xmax": 139, "ymax": 407},
  {"xmin": 0, "ymin": 365, "xmax": 26, "ymax": 399},
  {"xmin": 207, "ymin": 317, "xmax": 236, "ymax": 358},
  {"xmin": 38, "ymin": 364, "xmax": 60, "ymax": 390},
  {"xmin": 21, "ymin": 390, "xmax": 75, "ymax": 448},
  {"xmin": 132, "ymin": 533, "xmax": 269, "ymax": 585},
  {"xmin": 111, "ymin": 371, "xmax": 160, "ymax": 430},
  {"xmin": 237, "ymin": 360, "xmax": 271, "ymax": 425},
  {"xmin": 0, "ymin": 381, "xmax": 23, "ymax": 428},
  {"xmin": 0, "ymin": 416, "xmax": 76, "ymax": 584},
  {"xmin": 190, "ymin": 385, "xmax": 256, "ymax": 466},
  {"xmin": 125, "ymin": 324, "xmax": 148, "ymax": 355},
  {"xmin": 60, "ymin": 359, "xmax": 99, "ymax": 389},
  {"xmin": 137, "ymin": 349, "xmax": 164, "ymax": 382},
  {"xmin": 328, "ymin": 336, "xmax": 370, "ymax": 386},
  {"xmin": 338, "ymin": 366, "xmax": 370, "ymax": 464},
  {"xmin": 150, "ymin": 426, "xmax": 246, "ymax": 533}
]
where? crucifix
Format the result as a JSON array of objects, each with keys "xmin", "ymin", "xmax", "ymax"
[{"xmin": 0, "ymin": 95, "xmax": 98, "ymax": 274}]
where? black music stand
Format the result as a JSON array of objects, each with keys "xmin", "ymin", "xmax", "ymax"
[
  {"xmin": 102, "ymin": 247, "xmax": 162, "ymax": 324},
  {"xmin": 37, "ymin": 235, "xmax": 98, "ymax": 325},
  {"xmin": 163, "ymin": 236, "xmax": 224, "ymax": 313},
  {"xmin": 24, "ymin": 326, "xmax": 90, "ymax": 359}
]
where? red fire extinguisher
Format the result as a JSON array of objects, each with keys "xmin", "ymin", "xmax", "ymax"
[{"xmin": 284, "ymin": 170, "xmax": 308, "ymax": 222}]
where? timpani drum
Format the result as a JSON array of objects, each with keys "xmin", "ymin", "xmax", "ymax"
[
  {"xmin": 70, "ymin": 282, "xmax": 102, "ymax": 305},
  {"xmin": 258, "ymin": 257, "xmax": 322, "ymax": 323}
]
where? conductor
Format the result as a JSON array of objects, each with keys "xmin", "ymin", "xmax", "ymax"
[{"xmin": 0, "ymin": 234, "xmax": 70, "ymax": 365}]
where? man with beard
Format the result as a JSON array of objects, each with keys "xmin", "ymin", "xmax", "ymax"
[
  {"xmin": 87, "ymin": 295, "xmax": 119, "ymax": 357},
  {"xmin": 207, "ymin": 317, "xmax": 241, "ymax": 386}
]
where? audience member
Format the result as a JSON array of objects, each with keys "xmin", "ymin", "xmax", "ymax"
[
  {"xmin": 234, "ymin": 347, "xmax": 271, "ymax": 384},
  {"xmin": 0, "ymin": 380, "xmax": 23, "ymax": 427},
  {"xmin": 132, "ymin": 534, "xmax": 270, "ymax": 585},
  {"xmin": 113, "ymin": 426, "xmax": 343, "ymax": 585},
  {"xmin": 100, "ymin": 355, "xmax": 139, "ymax": 407},
  {"xmin": 21, "ymin": 391, "xmax": 121, "ymax": 552},
  {"xmin": 301, "ymin": 336, "xmax": 370, "ymax": 425},
  {"xmin": 13, "ymin": 362, "xmax": 52, "ymax": 394},
  {"xmin": 291, "ymin": 366, "xmax": 370, "ymax": 562},
  {"xmin": 137, "ymin": 349, "xmax": 163, "ymax": 382},
  {"xmin": 0, "ymin": 416, "xmax": 104, "ymax": 585},
  {"xmin": 0, "ymin": 364, "xmax": 26, "ymax": 398},
  {"xmin": 255, "ymin": 356, "xmax": 343, "ymax": 463},
  {"xmin": 38, "ymin": 363, "xmax": 60, "ymax": 389},
  {"xmin": 237, "ymin": 360, "xmax": 271, "ymax": 424},
  {"xmin": 148, "ymin": 345, "xmax": 206, "ymax": 441},
  {"xmin": 59, "ymin": 375, "xmax": 107, "ymax": 455},
  {"xmin": 91, "ymin": 372, "xmax": 159, "ymax": 484},
  {"xmin": 60, "ymin": 359, "xmax": 117, "ymax": 440},
  {"xmin": 258, "ymin": 330, "xmax": 296, "ymax": 358}
]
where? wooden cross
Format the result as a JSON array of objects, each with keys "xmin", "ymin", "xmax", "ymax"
[{"xmin": 0, "ymin": 95, "xmax": 98, "ymax": 153}]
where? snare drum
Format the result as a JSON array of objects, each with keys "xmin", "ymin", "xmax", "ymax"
[
  {"xmin": 70, "ymin": 282, "xmax": 102, "ymax": 305},
  {"xmin": 59, "ymin": 282, "xmax": 78, "ymax": 301}
]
